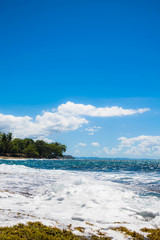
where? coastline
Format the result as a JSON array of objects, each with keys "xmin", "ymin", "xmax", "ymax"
[
  {"xmin": 0, "ymin": 159, "xmax": 160, "ymax": 240},
  {"xmin": 0, "ymin": 156, "xmax": 29, "ymax": 160},
  {"xmin": 0, "ymin": 156, "xmax": 75, "ymax": 160},
  {"xmin": 0, "ymin": 221, "xmax": 159, "ymax": 240},
  {"xmin": 0, "ymin": 156, "xmax": 62, "ymax": 160}
]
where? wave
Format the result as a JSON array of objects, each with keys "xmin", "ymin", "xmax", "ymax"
[{"xmin": 0, "ymin": 163, "xmax": 160, "ymax": 239}]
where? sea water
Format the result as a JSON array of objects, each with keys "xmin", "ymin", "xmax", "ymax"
[{"xmin": 0, "ymin": 159, "xmax": 160, "ymax": 239}]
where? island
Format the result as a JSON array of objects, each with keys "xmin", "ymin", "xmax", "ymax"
[{"xmin": 0, "ymin": 132, "xmax": 67, "ymax": 159}]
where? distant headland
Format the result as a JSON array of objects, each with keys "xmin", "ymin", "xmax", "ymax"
[{"xmin": 0, "ymin": 132, "xmax": 68, "ymax": 159}]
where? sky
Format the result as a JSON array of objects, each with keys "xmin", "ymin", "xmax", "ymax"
[{"xmin": 0, "ymin": 0, "xmax": 160, "ymax": 158}]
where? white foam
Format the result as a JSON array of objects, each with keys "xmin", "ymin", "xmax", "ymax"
[{"xmin": 0, "ymin": 164, "xmax": 159, "ymax": 239}]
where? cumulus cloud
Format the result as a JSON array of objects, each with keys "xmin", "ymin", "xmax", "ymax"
[
  {"xmin": 75, "ymin": 143, "xmax": 87, "ymax": 147},
  {"xmin": 103, "ymin": 135, "xmax": 160, "ymax": 156},
  {"xmin": 103, "ymin": 147, "xmax": 120, "ymax": 155},
  {"xmin": 85, "ymin": 126, "xmax": 101, "ymax": 135},
  {"xmin": 93, "ymin": 150, "xmax": 102, "ymax": 155},
  {"xmin": 0, "ymin": 101, "xmax": 149, "ymax": 139},
  {"xmin": 0, "ymin": 111, "xmax": 88, "ymax": 138},
  {"xmin": 58, "ymin": 101, "xmax": 150, "ymax": 117},
  {"xmin": 91, "ymin": 142, "xmax": 100, "ymax": 147},
  {"xmin": 34, "ymin": 136, "xmax": 53, "ymax": 143}
]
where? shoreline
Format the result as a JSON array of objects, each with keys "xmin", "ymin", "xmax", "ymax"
[
  {"xmin": 0, "ymin": 161, "xmax": 160, "ymax": 240},
  {"xmin": 0, "ymin": 221, "xmax": 159, "ymax": 240},
  {"xmin": 0, "ymin": 156, "xmax": 63, "ymax": 160}
]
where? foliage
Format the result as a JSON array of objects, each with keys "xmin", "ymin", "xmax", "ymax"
[
  {"xmin": 111, "ymin": 226, "xmax": 160, "ymax": 240},
  {"xmin": 0, "ymin": 222, "xmax": 111, "ymax": 240},
  {"xmin": 111, "ymin": 226, "xmax": 145, "ymax": 240},
  {"xmin": 23, "ymin": 145, "xmax": 39, "ymax": 158},
  {"xmin": 0, "ymin": 132, "xmax": 13, "ymax": 154},
  {"xmin": 141, "ymin": 227, "xmax": 160, "ymax": 240},
  {"xmin": 0, "ymin": 132, "xmax": 66, "ymax": 159}
]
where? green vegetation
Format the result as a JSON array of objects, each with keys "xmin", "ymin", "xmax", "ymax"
[
  {"xmin": 0, "ymin": 132, "xmax": 66, "ymax": 159},
  {"xmin": 0, "ymin": 222, "xmax": 111, "ymax": 240},
  {"xmin": 111, "ymin": 226, "xmax": 160, "ymax": 240},
  {"xmin": 0, "ymin": 221, "xmax": 159, "ymax": 240},
  {"xmin": 141, "ymin": 227, "xmax": 160, "ymax": 240},
  {"xmin": 74, "ymin": 227, "xmax": 85, "ymax": 233},
  {"xmin": 111, "ymin": 226, "xmax": 144, "ymax": 239}
]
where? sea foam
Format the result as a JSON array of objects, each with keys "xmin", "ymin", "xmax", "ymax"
[{"xmin": 0, "ymin": 163, "xmax": 160, "ymax": 239}]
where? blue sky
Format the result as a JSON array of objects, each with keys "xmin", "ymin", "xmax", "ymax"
[{"xmin": 0, "ymin": 1, "xmax": 160, "ymax": 158}]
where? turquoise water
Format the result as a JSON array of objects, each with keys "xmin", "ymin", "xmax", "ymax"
[
  {"xmin": 0, "ymin": 159, "xmax": 160, "ymax": 235},
  {"xmin": 0, "ymin": 158, "xmax": 160, "ymax": 197},
  {"xmin": 0, "ymin": 158, "xmax": 159, "ymax": 172}
]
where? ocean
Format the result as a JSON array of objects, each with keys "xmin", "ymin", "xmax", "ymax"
[{"xmin": 0, "ymin": 159, "xmax": 160, "ymax": 239}]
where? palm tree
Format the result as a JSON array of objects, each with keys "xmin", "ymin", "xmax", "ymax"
[{"xmin": 0, "ymin": 132, "xmax": 13, "ymax": 155}]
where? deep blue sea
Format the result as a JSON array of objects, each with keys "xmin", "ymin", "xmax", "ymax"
[{"xmin": 0, "ymin": 158, "xmax": 160, "ymax": 172}]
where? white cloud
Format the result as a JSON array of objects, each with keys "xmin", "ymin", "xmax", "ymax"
[
  {"xmin": 85, "ymin": 126, "xmax": 101, "ymax": 135},
  {"xmin": 58, "ymin": 101, "xmax": 150, "ymax": 117},
  {"xmin": 103, "ymin": 147, "xmax": 120, "ymax": 155},
  {"xmin": 0, "ymin": 101, "xmax": 149, "ymax": 139},
  {"xmin": 103, "ymin": 147, "xmax": 110, "ymax": 154},
  {"xmin": 34, "ymin": 136, "xmax": 53, "ymax": 143},
  {"xmin": 93, "ymin": 150, "xmax": 102, "ymax": 155},
  {"xmin": 0, "ymin": 111, "xmax": 88, "ymax": 138},
  {"xmin": 75, "ymin": 143, "xmax": 87, "ymax": 147},
  {"xmin": 103, "ymin": 135, "xmax": 160, "ymax": 156},
  {"xmin": 75, "ymin": 149, "xmax": 80, "ymax": 153},
  {"xmin": 91, "ymin": 142, "xmax": 100, "ymax": 147}
]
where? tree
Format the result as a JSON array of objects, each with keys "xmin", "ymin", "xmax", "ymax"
[
  {"xmin": 35, "ymin": 140, "xmax": 49, "ymax": 158},
  {"xmin": 23, "ymin": 138, "xmax": 35, "ymax": 147},
  {"xmin": 11, "ymin": 138, "xmax": 25, "ymax": 154},
  {"xmin": 0, "ymin": 132, "xmax": 67, "ymax": 158},
  {"xmin": 0, "ymin": 132, "xmax": 13, "ymax": 155},
  {"xmin": 23, "ymin": 145, "xmax": 39, "ymax": 158},
  {"xmin": 49, "ymin": 143, "xmax": 66, "ymax": 158}
]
